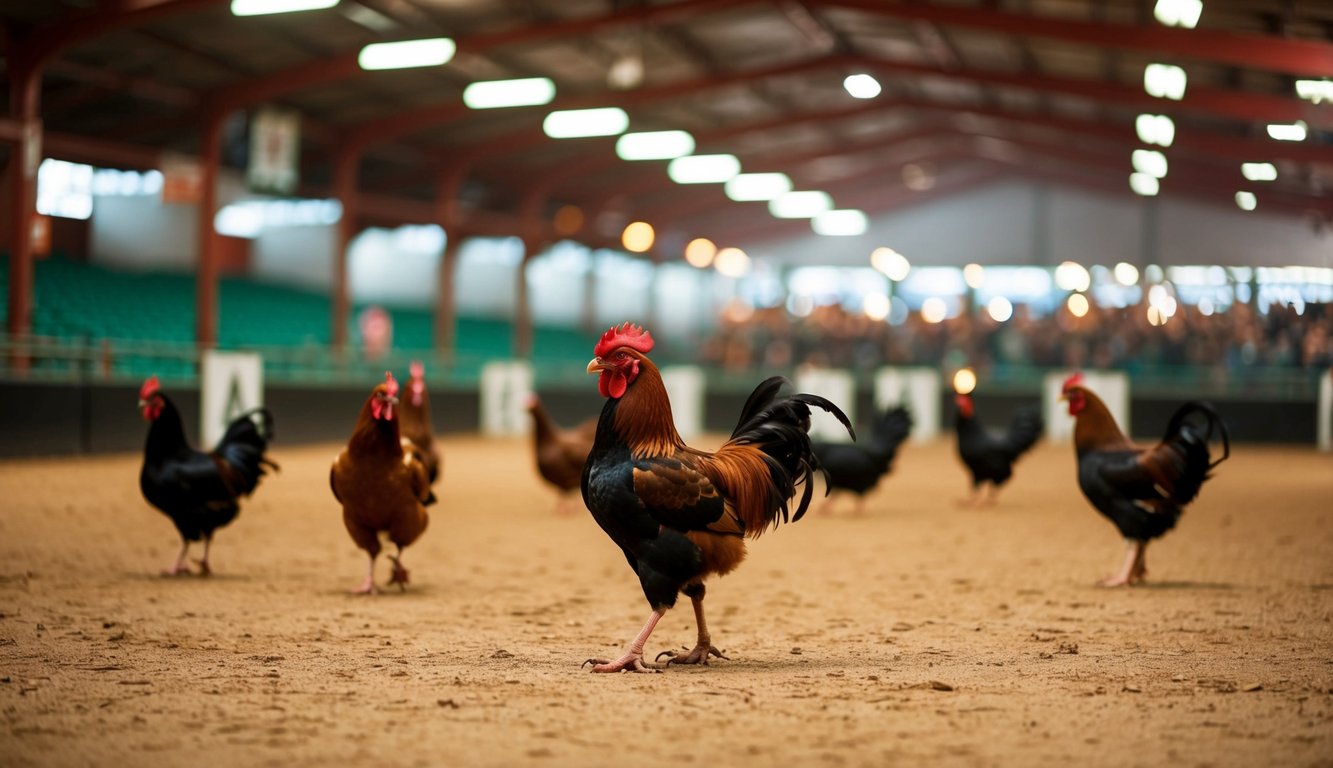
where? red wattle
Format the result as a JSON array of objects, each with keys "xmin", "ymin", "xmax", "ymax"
[{"xmin": 600, "ymin": 370, "xmax": 627, "ymax": 399}]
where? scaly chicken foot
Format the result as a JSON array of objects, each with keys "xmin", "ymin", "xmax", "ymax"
[
  {"xmin": 386, "ymin": 552, "xmax": 410, "ymax": 592},
  {"xmin": 351, "ymin": 555, "xmax": 379, "ymax": 595},
  {"xmin": 192, "ymin": 536, "xmax": 213, "ymax": 577},
  {"xmin": 655, "ymin": 588, "xmax": 728, "ymax": 666},
  {"xmin": 1101, "ymin": 540, "xmax": 1146, "ymax": 587},
  {"xmin": 161, "ymin": 541, "xmax": 192, "ymax": 577},
  {"xmin": 585, "ymin": 610, "xmax": 664, "ymax": 673}
]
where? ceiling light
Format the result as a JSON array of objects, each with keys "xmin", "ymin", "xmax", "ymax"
[
  {"xmin": 1135, "ymin": 114, "xmax": 1175, "ymax": 147},
  {"xmin": 684, "ymin": 238, "xmax": 717, "ymax": 268},
  {"xmin": 1153, "ymin": 0, "xmax": 1202, "ymax": 28},
  {"xmin": 1144, "ymin": 63, "xmax": 1187, "ymax": 100},
  {"xmin": 1266, "ymin": 121, "xmax": 1307, "ymax": 142},
  {"xmin": 1235, "ymin": 191, "xmax": 1257, "ymax": 211},
  {"xmin": 987, "ymin": 297, "xmax": 1013, "ymax": 323},
  {"xmin": 232, "ymin": 0, "xmax": 338, "ymax": 16},
  {"xmin": 1130, "ymin": 172, "xmax": 1160, "ymax": 196},
  {"xmin": 1295, "ymin": 79, "xmax": 1333, "ymax": 104},
  {"xmin": 843, "ymin": 73, "xmax": 881, "ymax": 99},
  {"xmin": 714, "ymin": 247, "xmax": 750, "ymax": 278},
  {"xmin": 1241, "ymin": 162, "xmax": 1277, "ymax": 182},
  {"xmin": 1055, "ymin": 261, "xmax": 1091, "ymax": 292},
  {"xmin": 963, "ymin": 263, "xmax": 985, "ymax": 289},
  {"xmin": 463, "ymin": 77, "xmax": 555, "ymax": 109},
  {"xmin": 358, "ymin": 38, "xmax": 456, "ymax": 70},
  {"xmin": 725, "ymin": 173, "xmax": 792, "ymax": 202},
  {"xmin": 607, "ymin": 54, "xmax": 644, "ymax": 90},
  {"xmin": 621, "ymin": 221, "xmax": 654, "ymax": 253},
  {"xmin": 1114, "ymin": 262, "xmax": 1140, "ymax": 286},
  {"xmin": 871, "ymin": 247, "xmax": 910, "ymax": 281},
  {"xmin": 542, "ymin": 107, "xmax": 629, "ymax": 138},
  {"xmin": 1067, "ymin": 293, "xmax": 1090, "ymax": 317},
  {"xmin": 768, "ymin": 190, "xmax": 832, "ymax": 219},
  {"xmin": 667, "ymin": 154, "xmax": 740, "ymax": 184},
  {"xmin": 812, "ymin": 209, "xmax": 867, "ymax": 236},
  {"xmin": 616, "ymin": 130, "xmax": 695, "ymax": 161},
  {"xmin": 921, "ymin": 297, "xmax": 947, "ymax": 324},
  {"xmin": 863, "ymin": 293, "xmax": 890, "ymax": 321},
  {"xmin": 953, "ymin": 367, "xmax": 978, "ymax": 394},
  {"xmin": 1132, "ymin": 149, "xmax": 1168, "ymax": 179}
]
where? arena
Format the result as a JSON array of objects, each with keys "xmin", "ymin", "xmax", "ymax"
[{"xmin": 2, "ymin": 1, "xmax": 1331, "ymax": 767}]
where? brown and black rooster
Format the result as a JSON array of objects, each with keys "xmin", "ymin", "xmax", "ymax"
[
  {"xmin": 138, "ymin": 375, "xmax": 277, "ymax": 576},
  {"xmin": 1062, "ymin": 372, "xmax": 1229, "ymax": 586},
  {"xmin": 581, "ymin": 323, "xmax": 852, "ymax": 672}
]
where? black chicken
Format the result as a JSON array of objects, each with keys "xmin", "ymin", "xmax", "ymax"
[
  {"xmin": 811, "ymin": 406, "xmax": 912, "ymax": 515},
  {"xmin": 954, "ymin": 393, "xmax": 1043, "ymax": 506},
  {"xmin": 138, "ymin": 376, "xmax": 278, "ymax": 576}
]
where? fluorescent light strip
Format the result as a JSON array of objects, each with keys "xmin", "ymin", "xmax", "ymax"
[
  {"xmin": 1241, "ymin": 162, "xmax": 1277, "ymax": 182},
  {"xmin": 724, "ymin": 173, "xmax": 792, "ymax": 202},
  {"xmin": 812, "ymin": 209, "xmax": 868, "ymax": 236},
  {"xmin": 1129, "ymin": 172, "xmax": 1160, "ymax": 196},
  {"xmin": 543, "ymin": 107, "xmax": 629, "ymax": 138},
  {"xmin": 1266, "ymin": 121, "xmax": 1307, "ymax": 142},
  {"xmin": 1135, "ymin": 114, "xmax": 1175, "ymax": 147},
  {"xmin": 667, "ymin": 154, "xmax": 741, "ymax": 184},
  {"xmin": 616, "ymin": 130, "xmax": 695, "ymax": 161},
  {"xmin": 358, "ymin": 38, "xmax": 456, "ymax": 71},
  {"xmin": 1144, "ymin": 63, "xmax": 1187, "ymax": 100},
  {"xmin": 1132, "ymin": 149, "xmax": 1168, "ymax": 179},
  {"xmin": 769, "ymin": 190, "xmax": 833, "ymax": 218},
  {"xmin": 1295, "ymin": 79, "xmax": 1333, "ymax": 104},
  {"xmin": 843, "ymin": 74, "xmax": 882, "ymax": 99},
  {"xmin": 232, "ymin": 0, "xmax": 338, "ymax": 16},
  {"xmin": 1153, "ymin": 0, "xmax": 1202, "ymax": 28},
  {"xmin": 463, "ymin": 77, "xmax": 555, "ymax": 109},
  {"xmin": 1235, "ymin": 191, "xmax": 1257, "ymax": 211}
]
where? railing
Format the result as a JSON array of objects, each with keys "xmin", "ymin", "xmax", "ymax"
[{"xmin": 0, "ymin": 332, "xmax": 1324, "ymax": 401}]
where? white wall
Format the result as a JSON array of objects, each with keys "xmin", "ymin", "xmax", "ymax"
[
  {"xmin": 90, "ymin": 195, "xmax": 200, "ymax": 270},
  {"xmin": 252, "ymin": 224, "xmax": 336, "ymax": 292}
]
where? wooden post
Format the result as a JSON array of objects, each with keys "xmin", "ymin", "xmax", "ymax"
[
  {"xmin": 331, "ymin": 149, "xmax": 360, "ymax": 351},
  {"xmin": 195, "ymin": 115, "xmax": 223, "ymax": 348},
  {"xmin": 7, "ymin": 59, "xmax": 40, "ymax": 370}
]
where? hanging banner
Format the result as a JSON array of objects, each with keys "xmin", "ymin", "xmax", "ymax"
[
  {"xmin": 201, "ymin": 350, "xmax": 264, "ymax": 449},
  {"xmin": 247, "ymin": 107, "xmax": 301, "ymax": 195},
  {"xmin": 160, "ymin": 152, "xmax": 203, "ymax": 205}
]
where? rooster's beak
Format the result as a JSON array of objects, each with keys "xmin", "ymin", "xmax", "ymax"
[
  {"xmin": 137, "ymin": 399, "xmax": 147, "ymax": 408},
  {"xmin": 587, "ymin": 358, "xmax": 607, "ymax": 374}
]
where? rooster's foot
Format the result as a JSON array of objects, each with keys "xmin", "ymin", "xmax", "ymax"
[
  {"xmin": 582, "ymin": 653, "xmax": 660, "ymax": 673},
  {"xmin": 192, "ymin": 559, "xmax": 212, "ymax": 577},
  {"xmin": 350, "ymin": 576, "xmax": 380, "ymax": 595},
  {"xmin": 160, "ymin": 565, "xmax": 192, "ymax": 577},
  {"xmin": 386, "ymin": 555, "xmax": 409, "ymax": 592},
  {"xmin": 1098, "ymin": 575, "xmax": 1133, "ymax": 588},
  {"xmin": 656, "ymin": 644, "xmax": 728, "ymax": 666}
]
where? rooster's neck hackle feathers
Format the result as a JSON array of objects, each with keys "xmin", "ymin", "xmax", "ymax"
[
  {"xmin": 612, "ymin": 354, "xmax": 684, "ymax": 458},
  {"xmin": 351, "ymin": 387, "xmax": 403, "ymax": 458},
  {"xmin": 1071, "ymin": 386, "xmax": 1132, "ymax": 453}
]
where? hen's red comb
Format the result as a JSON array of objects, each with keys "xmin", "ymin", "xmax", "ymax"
[
  {"xmin": 410, "ymin": 360, "xmax": 424, "ymax": 380},
  {"xmin": 139, "ymin": 375, "xmax": 161, "ymax": 400},
  {"xmin": 594, "ymin": 322, "xmax": 654, "ymax": 358},
  {"xmin": 1062, "ymin": 371, "xmax": 1084, "ymax": 392},
  {"xmin": 383, "ymin": 371, "xmax": 399, "ymax": 397}
]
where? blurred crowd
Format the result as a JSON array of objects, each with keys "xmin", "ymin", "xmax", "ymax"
[{"xmin": 703, "ymin": 299, "xmax": 1333, "ymax": 376}]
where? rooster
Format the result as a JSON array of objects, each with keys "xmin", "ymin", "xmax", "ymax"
[
  {"xmin": 811, "ymin": 406, "xmax": 912, "ymax": 515},
  {"xmin": 137, "ymin": 375, "xmax": 277, "ymax": 576},
  {"xmin": 1061, "ymin": 373, "xmax": 1230, "ymax": 587},
  {"xmin": 954, "ymin": 393, "xmax": 1044, "ymax": 506},
  {"xmin": 581, "ymin": 323, "xmax": 852, "ymax": 673},
  {"xmin": 527, "ymin": 393, "xmax": 597, "ymax": 514},
  {"xmin": 330, "ymin": 372, "xmax": 434, "ymax": 594},
  {"xmin": 398, "ymin": 360, "xmax": 441, "ymax": 484}
]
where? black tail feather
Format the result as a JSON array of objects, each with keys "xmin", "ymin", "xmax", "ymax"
[
  {"xmin": 1002, "ymin": 406, "xmax": 1044, "ymax": 460},
  {"xmin": 213, "ymin": 407, "xmax": 278, "ymax": 495},
  {"xmin": 1163, "ymin": 400, "xmax": 1230, "ymax": 471}
]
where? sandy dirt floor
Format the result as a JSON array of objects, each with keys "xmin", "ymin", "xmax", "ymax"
[{"xmin": 1, "ymin": 434, "xmax": 1330, "ymax": 768}]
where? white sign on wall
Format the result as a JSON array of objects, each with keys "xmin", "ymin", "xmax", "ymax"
[
  {"xmin": 480, "ymin": 361, "xmax": 533, "ymax": 436},
  {"xmin": 1043, "ymin": 369, "xmax": 1130, "ymax": 443},
  {"xmin": 200, "ymin": 350, "xmax": 263, "ymax": 448},
  {"xmin": 660, "ymin": 365, "xmax": 705, "ymax": 440},
  {"xmin": 794, "ymin": 367, "xmax": 856, "ymax": 443},
  {"xmin": 874, "ymin": 367, "xmax": 941, "ymax": 442},
  {"xmin": 1319, "ymin": 367, "xmax": 1332, "ymax": 453}
]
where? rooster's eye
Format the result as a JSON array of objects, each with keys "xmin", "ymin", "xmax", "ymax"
[{"xmin": 617, "ymin": 352, "xmax": 629, "ymax": 360}]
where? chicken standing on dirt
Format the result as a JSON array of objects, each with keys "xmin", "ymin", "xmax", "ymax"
[
  {"xmin": 331, "ymin": 372, "xmax": 434, "ymax": 594},
  {"xmin": 811, "ymin": 405, "xmax": 912, "ymax": 515},
  {"xmin": 527, "ymin": 393, "xmax": 597, "ymax": 514},
  {"xmin": 581, "ymin": 323, "xmax": 853, "ymax": 673},
  {"xmin": 138, "ymin": 375, "xmax": 277, "ymax": 576},
  {"xmin": 398, "ymin": 360, "xmax": 442, "ymax": 484},
  {"xmin": 954, "ymin": 392, "xmax": 1043, "ymax": 506},
  {"xmin": 1062, "ymin": 372, "xmax": 1230, "ymax": 587}
]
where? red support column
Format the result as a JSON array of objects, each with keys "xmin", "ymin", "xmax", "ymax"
[
  {"xmin": 433, "ymin": 165, "xmax": 467, "ymax": 362},
  {"xmin": 7, "ymin": 60, "xmax": 40, "ymax": 356},
  {"xmin": 195, "ymin": 115, "xmax": 223, "ymax": 348},
  {"xmin": 331, "ymin": 149, "xmax": 360, "ymax": 351}
]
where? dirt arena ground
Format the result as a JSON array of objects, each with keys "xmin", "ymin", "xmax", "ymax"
[{"xmin": 1, "ymin": 434, "xmax": 1330, "ymax": 767}]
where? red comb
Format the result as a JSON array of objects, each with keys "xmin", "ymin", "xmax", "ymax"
[
  {"xmin": 383, "ymin": 371, "xmax": 399, "ymax": 397},
  {"xmin": 139, "ymin": 375, "xmax": 160, "ymax": 400},
  {"xmin": 410, "ymin": 360, "xmax": 424, "ymax": 380},
  {"xmin": 594, "ymin": 322, "xmax": 654, "ymax": 358},
  {"xmin": 1062, "ymin": 371, "xmax": 1084, "ymax": 392}
]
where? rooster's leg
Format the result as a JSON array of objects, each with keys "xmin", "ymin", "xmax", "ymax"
[
  {"xmin": 351, "ymin": 554, "xmax": 379, "ymax": 595},
  {"xmin": 853, "ymin": 496, "xmax": 866, "ymax": 517},
  {"xmin": 584, "ymin": 609, "xmax": 665, "ymax": 673},
  {"xmin": 981, "ymin": 484, "xmax": 1001, "ymax": 507},
  {"xmin": 955, "ymin": 485, "xmax": 979, "ymax": 508},
  {"xmin": 193, "ymin": 535, "xmax": 213, "ymax": 577},
  {"xmin": 386, "ymin": 549, "xmax": 410, "ymax": 591},
  {"xmin": 1100, "ymin": 540, "xmax": 1139, "ymax": 587},
  {"xmin": 657, "ymin": 584, "xmax": 729, "ymax": 666},
  {"xmin": 1129, "ymin": 541, "xmax": 1149, "ymax": 584},
  {"xmin": 161, "ymin": 540, "xmax": 191, "ymax": 577}
]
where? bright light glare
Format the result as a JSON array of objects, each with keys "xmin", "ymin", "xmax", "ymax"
[
  {"xmin": 1055, "ymin": 261, "xmax": 1091, "ymax": 292},
  {"xmin": 863, "ymin": 293, "xmax": 890, "ymax": 321},
  {"xmin": 462, "ymin": 77, "xmax": 555, "ymax": 109},
  {"xmin": 1130, "ymin": 172, "xmax": 1160, "ymax": 196},
  {"xmin": 667, "ymin": 154, "xmax": 741, "ymax": 184},
  {"xmin": 542, "ymin": 107, "xmax": 629, "ymax": 139},
  {"xmin": 1241, "ymin": 162, "xmax": 1277, "ymax": 182},
  {"xmin": 1114, "ymin": 262, "xmax": 1140, "ymax": 286},
  {"xmin": 714, "ymin": 247, "xmax": 750, "ymax": 277},
  {"xmin": 987, "ymin": 296, "xmax": 1013, "ymax": 323},
  {"xmin": 615, "ymin": 130, "xmax": 695, "ymax": 161},
  {"xmin": 1066, "ymin": 293, "xmax": 1090, "ymax": 317},
  {"xmin": 871, "ymin": 247, "xmax": 910, "ymax": 281},
  {"xmin": 725, "ymin": 173, "xmax": 792, "ymax": 202},
  {"xmin": 684, "ymin": 238, "xmax": 717, "ymax": 268},
  {"xmin": 232, "ymin": 0, "xmax": 338, "ymax": 15},
  {"xmin": 953, "ymin": 368, "xmax": 978, "ymax": 395},
  {"xmin": 1295, "ymin": 79, "xmax": 1333, "ymax": 104},
  {"xmin": 1135, "ymin": 114, "xmax": 1176, "ymax": 147},
  {"xmin": 1235, "ymin": 191, "xmax": 1257, "ymax": 211},
  {"xmin": 1153, "ymin": 0, "xmax": 1202, "ymax": 28},
  {"xmin": 963, "ymin": 263, "xmax": 985, "ymax": 289},
  {"xmin": 843, "ymin": 73, "xmax": 882, "ymax": 99},
  {"xmin": 1266, "ymin": 121, "xmax": 1308, "ymax": 141},
  {"xmin": 769, "ymin": 190, "xmax": 832, "ymax": 219},
  {"xmin": 921, "ymin": 297, "xmax": 947, "ymax": 324},
  {"xmin": 1198, "ymin": 297, "xmax": 1215, "ymax": 316},
  {"xmin": 1144, "ymin": 63, "xmax": 1187, "ymax": 100},
  {"xmin": 1147, "ymin": 305, "xmax": 1167, "ymax": 326},
  {"xmin": 1132, "ymin": 149, "xmax": 1168, "ymax": 179},
  {"xmin": 621, "ymin": 221, "xmax": 655, "ymax": 253},
  {"xmin": 358, "ymin": 38, "xmax": 456, "ymax": 71},
  {"xmin": 812, "ymin": 209, "xmax": 867, "ymax": 236}
]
